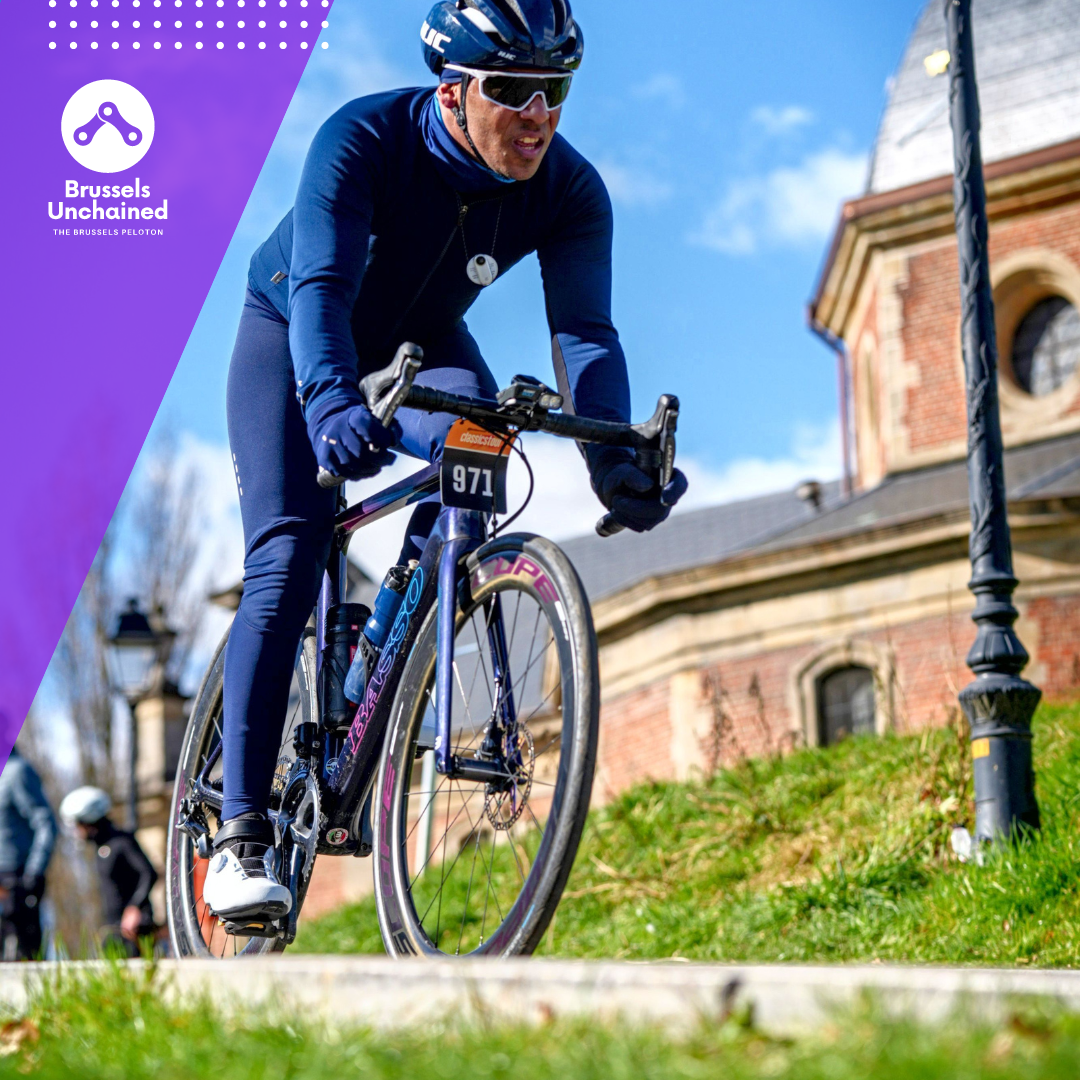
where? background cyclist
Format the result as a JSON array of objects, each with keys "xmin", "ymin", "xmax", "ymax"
[
  {"xmin": 59, "ymin": 787, "xmax": 159, "ymax": 957},
  {"xmin": 206, "ymin": 0, "xmax": 687, "ymax": 921}
]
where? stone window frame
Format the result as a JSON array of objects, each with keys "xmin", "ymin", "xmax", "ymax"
[
  {"xmin": 792, "ymin": 640, "xmax": 895, "ymax": 749},
  {"xmin": 991, "ymin": 249, "xmax": 1080, "ymax": 423}
]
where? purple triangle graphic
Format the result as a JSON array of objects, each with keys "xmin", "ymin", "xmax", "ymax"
[{"xmin": 0, "ymin": 1, "xmax": 333, "ymax": 764}]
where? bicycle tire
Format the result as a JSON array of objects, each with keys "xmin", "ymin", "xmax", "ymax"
[
  {"xmin": 373, "ymin": 533, "xmax": 599, "ymax": 957},
  {"xmin": 166, "ymin": 625, "xmax": 319, "ymax": 958}
]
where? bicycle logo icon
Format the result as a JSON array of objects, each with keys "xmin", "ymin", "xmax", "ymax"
[{"xmin": 61, "ymin": 80, "xmax": 155, "ymax": 173}]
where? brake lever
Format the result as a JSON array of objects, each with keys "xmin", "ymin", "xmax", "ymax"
[
  {"xmin": 317, "ymin": 343, "xmax": 424, "ymax": 490},
  {"xmin": 361, "ymin": 342, "xmax": 423, "ymax": 430}
]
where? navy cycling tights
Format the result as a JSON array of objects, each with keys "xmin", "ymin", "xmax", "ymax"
[{"xmin": 222, "ymin": 288, "xmax": 498, "ymax": 820}]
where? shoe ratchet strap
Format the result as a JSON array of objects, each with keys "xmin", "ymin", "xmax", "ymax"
[{"xmin": 213, "ymin": 815, "xmax": 275, "ymax": 852}]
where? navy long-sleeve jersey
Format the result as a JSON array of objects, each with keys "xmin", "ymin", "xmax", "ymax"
[{"xmin": 247, "ymin": 87, "xmax": 631, "ymax": 430}]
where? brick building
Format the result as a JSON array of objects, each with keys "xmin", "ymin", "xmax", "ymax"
[
  {"xmin": 560, "ymin": 0, "xmax": 1080, "ymax": 800},
  {"xmin": 148, "ymin": 0, "xmax": 1080, "ymax": 922}
]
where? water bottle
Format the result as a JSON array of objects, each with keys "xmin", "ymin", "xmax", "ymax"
[
  {"xmin": 343, "ymin": 562, "xmax": 416, "ymax": 703},
  {"xmin": 321, "ymin": 603, "xmax": 370, "ymax": 731},
  {"xmin": 364, "ymin": 562, "xmax": 414, "ymax": 650}
]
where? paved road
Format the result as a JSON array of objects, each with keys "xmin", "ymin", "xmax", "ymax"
[{"xmin": 4, "ymin": 957, "xmax": 1079, "ymax": 1033}]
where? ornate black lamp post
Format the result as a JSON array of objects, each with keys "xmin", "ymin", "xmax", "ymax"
[
  {"xmin": 108, "ymin": 599, "xmax": 173, "ymax": 830},
  {"xmin": 944, "ymin": 0, "xmax": 1040, "ymax": 841}
]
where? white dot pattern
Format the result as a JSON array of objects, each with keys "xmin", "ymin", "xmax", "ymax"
[{"xmin": 46, "ymin": 0, "xmax": 330, "ymax": 49}]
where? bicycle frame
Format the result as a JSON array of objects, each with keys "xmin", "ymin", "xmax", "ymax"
[{"xmin": 313, "ymin": 464, "xmax": 497, "ymax": 852}]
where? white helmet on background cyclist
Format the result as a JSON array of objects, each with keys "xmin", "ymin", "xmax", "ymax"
[{"xmin": 59, "ymin": 786, "xmax": 112, "ymax": 826}]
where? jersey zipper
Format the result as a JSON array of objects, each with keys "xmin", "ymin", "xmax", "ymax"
[{"xmin": 381, "ymin": 201, "xmax": 470, "ymax": 351}]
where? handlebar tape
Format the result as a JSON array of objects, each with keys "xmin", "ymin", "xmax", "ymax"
[
  {"xmin": 317, "ymin": 467, "xmax": 348, "ymax": 490},
  {"xmin": 595, "ymin": 513, "xmax": 625, "ymax": 538}
]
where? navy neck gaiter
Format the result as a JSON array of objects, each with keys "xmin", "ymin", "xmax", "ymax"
[{"xmin": 420, "ymin": 90, "xmax": 515, "ymax": 194}]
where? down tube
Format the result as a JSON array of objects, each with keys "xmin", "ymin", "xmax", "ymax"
[{"xmin": 322, "ymin": 534, "xmax": 442, "ymax": 844}]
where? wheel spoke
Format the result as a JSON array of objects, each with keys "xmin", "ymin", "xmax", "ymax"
[
  {"xmin": 453, "ymin": 658, "xmax": 484, "ymax": 743},
  {"xmin": 417, "ymin": 782, "xmax": 485, "ymax": 924},
  {"xmin": 511, "ymin": 632, "xmax": 556, "ymax": 703},
  {"xmin": 507, "ymin": 590, "xmax": 523, "ymax": 662},
  {"xmin": 409, "ymin": 784, "xmax": 477, "ymax": 887},
  {"xmin": 479, "ymin": 825, "xmax": 497, "ymax": 944},
  {"xmin": 523, "ymin": 801, "xmax": 547, "ymax": 841},
  {"xmin": 456, "ymin": 827, "xmax": 483, "ymax": 954},
  {"xmin": 522, "ymin": 684, "xmax": 561, "ymax": 734}
]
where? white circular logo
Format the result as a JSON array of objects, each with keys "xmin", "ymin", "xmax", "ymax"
[{"xmin": 60, "ymin": 80, "xmax": 155, "ymax": 173}]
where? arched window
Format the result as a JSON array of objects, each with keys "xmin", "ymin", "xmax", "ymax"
[
  {"xmin": 1011, "ymin": 295, "xmax": 1080, "ymax": 397},
  {"xmin": 816, "ymin": 666, "xmax": 876, "ymax": 747}
]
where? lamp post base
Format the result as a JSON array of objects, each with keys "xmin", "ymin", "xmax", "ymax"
[{"xmin": 960, "ymin": 672, "xmax": 1041, "ymax": 841}]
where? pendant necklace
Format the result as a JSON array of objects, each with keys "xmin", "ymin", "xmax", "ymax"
[{"xmin": 459, "ymin": 194, "xmax": 503, "ymax": 287}]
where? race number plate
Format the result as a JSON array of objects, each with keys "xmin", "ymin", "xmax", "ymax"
[{"xmin": 440, "ymin": 419, "xmax": 511, "ymax": 513}]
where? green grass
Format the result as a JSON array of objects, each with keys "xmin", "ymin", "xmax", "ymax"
[
  {"xmin": 296, "ymin": 699, "xmax": 1080, "ymax": 965},
  {"xmin": 8, "ymin": 964, "xmax": 1080, "ymax": 1078}
]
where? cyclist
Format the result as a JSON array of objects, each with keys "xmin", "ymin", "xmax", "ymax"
[
  {"xmin": 206, "ymin": 0, "xmax": 688, "ymax": 921},
  {"xmin": 59, "ymin": 787, "xmax": 159, "ymax": 956},
  {"xmin": 0, "ymin": 747, "xmax": 57, "ymax": 960}
]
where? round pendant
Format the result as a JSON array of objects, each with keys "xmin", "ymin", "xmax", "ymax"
[{"xmin": 467, "ymin": 253, "xmax": 498, "ymax": 287}]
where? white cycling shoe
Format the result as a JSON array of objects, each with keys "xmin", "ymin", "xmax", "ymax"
[{"xmin": 202, "ymin": 816, "xmax": 292, "ymax": 921}]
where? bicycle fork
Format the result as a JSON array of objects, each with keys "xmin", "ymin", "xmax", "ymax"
[{"xmin": 434, "ymin": 509, "xmax": 519, "ymax": 788}]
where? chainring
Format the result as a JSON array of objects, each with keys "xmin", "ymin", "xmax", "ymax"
[{"xmin": 276, "ymin": 765, "xmax": 320, "ymax": 892}]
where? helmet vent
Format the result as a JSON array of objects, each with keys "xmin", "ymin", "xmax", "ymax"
[
  {"xmin": 552, "ymin": 0, "xmax": 568, "ymax": 34},
  {"xmin": 461, "ymin": 5, "xmax": 509, "ymax": 42},
  {"xmin": 497, "ymin": 0, "xmax": 532, "ymax": 37}
]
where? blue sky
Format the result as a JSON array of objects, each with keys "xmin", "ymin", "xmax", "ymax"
[{"xmin": 136, "ymin": 0, "xmax": 929, "ymax": 592}]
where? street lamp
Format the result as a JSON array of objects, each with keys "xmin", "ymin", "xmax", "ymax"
[
  {"xmin": 108, "ymin": 599, "xmax": 172, "ymax": 830},
  {"xmin": 944, "ymin": 0, "xmax": 1041, "ymax": 841}
]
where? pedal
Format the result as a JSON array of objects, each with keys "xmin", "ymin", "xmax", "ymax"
[{"xmin": 221, "ymin": 919, "xmax": 281, "ymax": 938}]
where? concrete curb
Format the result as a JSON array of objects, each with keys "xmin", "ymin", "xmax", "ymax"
[{"xmin": 3, "ymin": 957, "xmax": 1080, "ymax": 1035}]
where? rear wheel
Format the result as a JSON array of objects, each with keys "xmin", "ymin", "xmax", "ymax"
[
  {"xmin": 166, "ymin": 626, "xmax": 318, "ymax": 957},
  {"xmin": 373, "ymin": 534, "xmax": 599, "ymax": 957}
]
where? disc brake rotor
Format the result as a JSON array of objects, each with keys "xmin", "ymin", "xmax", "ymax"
[{"xmin": 484, "ymin": 726, "xmax": 534, "ymax": 831}]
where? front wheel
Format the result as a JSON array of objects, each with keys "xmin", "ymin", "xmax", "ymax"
[{"xmin": 373, "ymin": 534, "xmax": 599, "ymax": 957}]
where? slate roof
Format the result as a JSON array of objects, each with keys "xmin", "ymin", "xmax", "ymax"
[
  {"xmin": 869, "ymin": 0, "xmax": 1080, "ymax": 195},
  {"xmin": 561, "ymin": 434, "xmax": 1080, "ymax": 602},
  {"xmin": 559, "ymin": 482, "xmax": 844, "ymax": 601}
]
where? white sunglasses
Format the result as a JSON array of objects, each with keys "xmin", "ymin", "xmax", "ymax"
[{"xmin": 444, "ymin": 64, "xmax": 573, "ymax": 111}]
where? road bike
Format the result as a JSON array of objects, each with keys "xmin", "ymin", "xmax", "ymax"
[{"xmin": 166, "ymin": 344, "xmax": 679, "ymax": 958}]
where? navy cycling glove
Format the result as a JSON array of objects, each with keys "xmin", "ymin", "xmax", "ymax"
[
  {"xmin": 587, "ymin": 446, "xmax": 688, "ymax": 533},
  {"xmin": 307, "ymin": 401, "xmax": 400, "ymax": 482}
]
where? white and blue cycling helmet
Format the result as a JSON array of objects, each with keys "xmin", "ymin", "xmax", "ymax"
[
  {"xmin": 59, "ymin": 786, "xmax": 112, "ymax": 826},
  {"xmin": 421, "ymin": 0, "xmax": 584, "ymax": 76}
]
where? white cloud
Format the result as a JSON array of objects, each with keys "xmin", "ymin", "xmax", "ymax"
[
  {"xmin": 749, "ymin": 105, "xmax": 815, "ymax": 137},
  {"xmin": 676, "ymin": 420, "xmax": 840, "ymax": 509},
  {"xmin": 593, "ymin": 158, "xmax": 673, "ymax": 208},
  {"xmin": 631, "ymin": 73, "xmax": 685, "ymax": 109},
  {"xmin": 691, "ymin": 148, "xmax": 868, "ymax": 255}
]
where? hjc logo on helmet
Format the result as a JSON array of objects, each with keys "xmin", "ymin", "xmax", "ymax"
[{"xmin": 420, "ymin": 20, "xmax": 451, "ymax": 54}]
